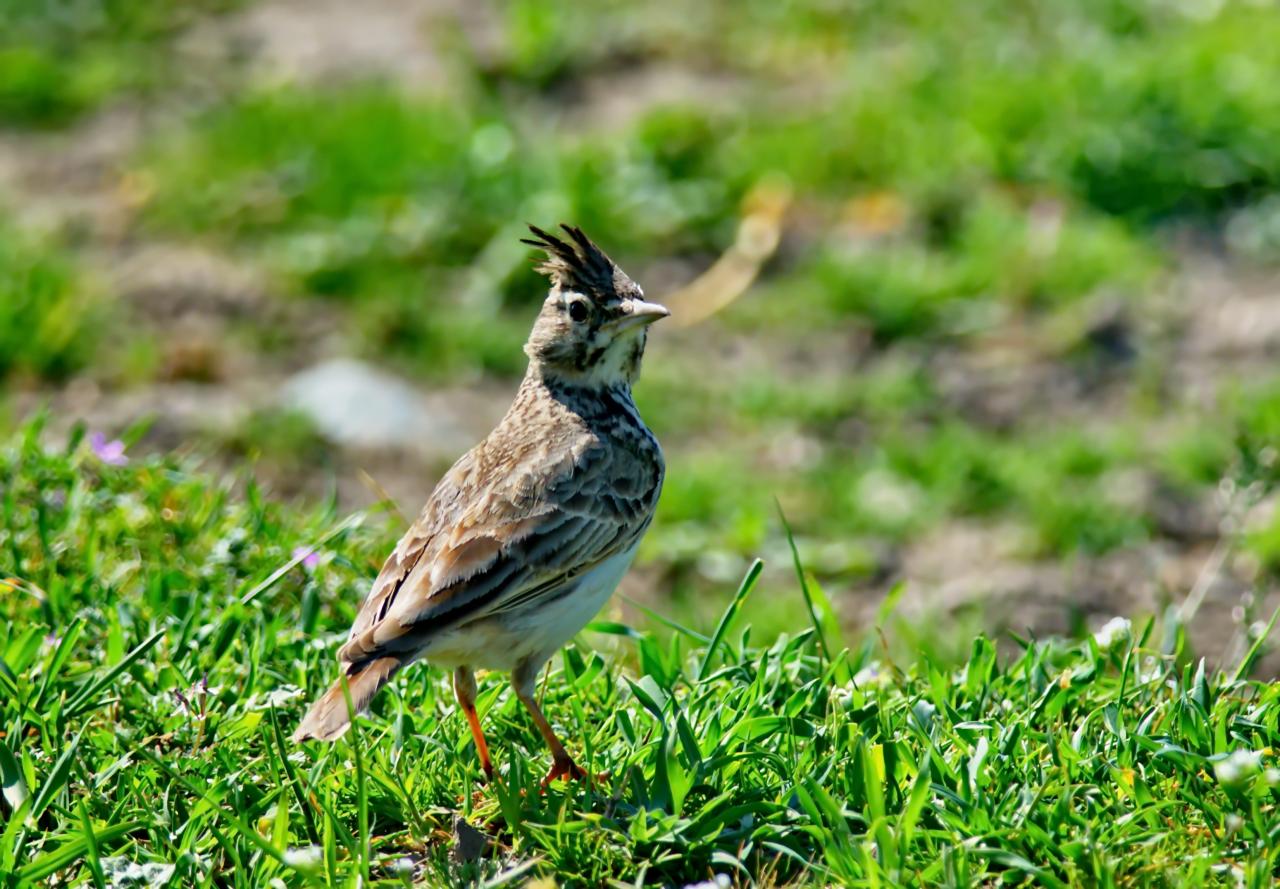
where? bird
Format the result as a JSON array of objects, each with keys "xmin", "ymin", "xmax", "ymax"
[{"xmin": 292, "ymin": 224, "xmax": 669, "ymax": 787}]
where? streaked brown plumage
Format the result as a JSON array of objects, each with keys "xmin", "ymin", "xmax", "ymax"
[{"xmin": 293, "ymin": 225, "xmax": 668, "ymax": 785}]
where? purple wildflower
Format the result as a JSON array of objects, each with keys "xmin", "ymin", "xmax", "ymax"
[
  {"xmin": 292, "ymin": 546, "xmax": 321, "ymax": 570},
  {"xmin": 89, "ymin": 432, "xmax": 128, "ymax": 466}
]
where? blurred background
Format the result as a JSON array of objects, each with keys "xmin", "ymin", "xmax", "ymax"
[{"xmin": 4, "ymin": 0, "xmax": 1280, "ymax": 662}]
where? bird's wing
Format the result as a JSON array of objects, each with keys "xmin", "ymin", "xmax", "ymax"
[{"xmin": 337, "ymin": 432, "xmax": 659, "ymax": 666}]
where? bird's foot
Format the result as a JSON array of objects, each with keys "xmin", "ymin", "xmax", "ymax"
[{"xmin": 540, "ymin": 755, "xmax": 605, "ymax": 789}]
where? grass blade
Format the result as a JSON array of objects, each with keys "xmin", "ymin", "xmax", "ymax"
[
  {"xmin": 698, "ymin": 558, "xmax": 762, "ymax": 681},
  {"xmin": 618, "ymin": 595, "xmax": 711, "ymax": 643},
  {"xmin": 268, "ymin": 706, "xmax": 321, "ymax": 846},
  {"xmin": 776, "ymin": 503, "xmax": 833, "ymax": 666},
  {"xmin": 29, "ymin": 725, "xmax": 85, "ymax": 820},
  {"xmin": 35, "ymin": 616, "xmax": 84, "ymax": 708},
  {"xmin": 64, "ymin": 628, "xmax": 165, "ymax": 719},
  {"xmin": 77, "ymin": 800, "xmax": 106, "ymax": 889},
  {"xmin": 0, "ymin": 742, "xmax": 30, "ymax": 812},
  {"xmin": 1232, "ymin": 602, "xmax": 1280, "ymax": 682},
  {"xmin": 17, "ymin": 820, "xmax": 145, "ymax": 882},
  {"xmin": 239, "ymin": 513, "xmax": 365, "ymax": 605}
]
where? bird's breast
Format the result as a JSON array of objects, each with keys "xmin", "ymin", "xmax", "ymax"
[{"xmin": 423, "ymin": 544, "xmax": 640, "ymax": 672}]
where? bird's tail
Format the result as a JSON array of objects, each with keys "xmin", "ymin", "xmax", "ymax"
[{"xmin": 292, "ymin": 656, "xmax": 402, "ymax": 742}]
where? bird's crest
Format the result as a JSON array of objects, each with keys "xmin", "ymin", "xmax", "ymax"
[{"xmin": 522, "ymin": 224, "xmax": 621, "ymax": 298}]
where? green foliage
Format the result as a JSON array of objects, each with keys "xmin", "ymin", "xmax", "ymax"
[
  {"xmin": 214, "ymin": 408, "xmax": 331, "ymax": 466},
  {"xmin": 137, "ymin": 86, "xmax": 529, "ymax": 374},
  {"xmin": 0, "ymin": 222, "xmax": 99, "ymax": 383},
  {"xmin": 136, "ymin": 86, "xmax": 737, "ymax": 377},
  {"xmin": 644, "ymin": 389, "xmax": 1188, "ymax": 569},
  {"xmin": 0, "ymin": 46, "xmax": 119, "ymax": 125},
  {"xmin": 7, "ymin": 3, "xmax": 1280, "ymax": 879},
  {"xmin": 132, "ymin": 0, "xmax": 1280, "ymax": 365},
  {"xmin": 722, "ymin": 0, "xmax": 1280, "ymax": 225},
  {"xmin": 753, "ymin": 194, "xmax": 1157, "ymax": 343},
  {"xmin": 3, "ymin": 426, "xmax": 1280, "ymax": 886},
  {"xmin": 0, "ymin": 0, "xmax": 238, "ymax": 125},
  {"xmin": 1065, "ymin": 7, "xmax": 1280, "ymax": 222},
  {"xmin": 19, "ymin": 0, "xmax": 1280, "ymax": 366}
]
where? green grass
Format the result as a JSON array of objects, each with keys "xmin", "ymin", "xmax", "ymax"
[
  {"xmin": 9, "ymin": 2, "xmax": 1280, "ymax": 879},
  {"xmin": 141, "ymin": 0, "xmax": 1265, "ymax": 365},
  {"xmin": 3, "ymin": 421, "xmax": 1280, "ymax": 886},
  {"xmin": 738, "ymin": 193, "xmax": 1159, "ymax": 343},
  {"xmin": 133, "ymin": 79, "xmax": 1163, "ymax": 352},
  {"xmin": 0, "ymin": 220, "xmax": 101, "ymax": 385},
  {"xmin": 117, "ymin": 0, "xmax": 1280, "ymax": 580},
  {"xmin": 643, "ymin": 367, "xmax": 1280, "ymax": 578},
  {"xmin": 133, "ymin": 85, "xmax": 740, "ymax": 378},
  {"xmin": 481, "ymin": 0, "xmax": 1280, "ymax": 228},
  {"xmin": 0, "ymin": 0, "xmax": 238, "ymax": 126}
]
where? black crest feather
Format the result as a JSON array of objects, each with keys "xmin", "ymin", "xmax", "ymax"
[{"xmin": 521, "ymin": 224, "xmax": 619, "ymax": 296}]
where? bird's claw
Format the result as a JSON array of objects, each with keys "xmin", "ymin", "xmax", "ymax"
[{"xmin": 541, "ymin": 756, "xmax": 605, "ymax": 789}]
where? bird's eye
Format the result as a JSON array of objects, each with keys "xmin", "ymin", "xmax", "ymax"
[{"xmin": 567, "ymin": 300, "xmax": 589, "ymax": 323}]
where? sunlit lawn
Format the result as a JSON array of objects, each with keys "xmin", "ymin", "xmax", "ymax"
[{"xmin": 3, "ymin": 425, "xmax": 1280, "ymax": 886}]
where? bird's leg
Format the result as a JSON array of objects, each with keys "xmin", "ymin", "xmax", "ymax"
[
  {"xmin": 453, "ymin": 666, "xmax": 493, "ymax": 780},
  {"xmin": 513, "ymin": 665, "xmax": 589, "ymax": 787}
]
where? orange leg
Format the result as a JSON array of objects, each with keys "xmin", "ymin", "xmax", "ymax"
[
  {"xmin": 513, "ymin": 665, "xmax": 593, "ymax": 787},
  {"xmin": 453, "ymin": 667, "xmax": 493, "ymax": 780}
]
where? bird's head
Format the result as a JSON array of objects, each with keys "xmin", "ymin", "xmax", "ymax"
[{"xmin": 521, "ymin": 224, "xmax": 669, "ymax": 387}]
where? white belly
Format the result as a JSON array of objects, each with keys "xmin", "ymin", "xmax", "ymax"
[{"xmin": 424, "ymin": 544, "xmax": 638, "ymax": 672}]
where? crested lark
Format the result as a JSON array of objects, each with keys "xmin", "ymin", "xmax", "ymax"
[{"xmin": 293, "ymin": 225, "xmax": 668, "ymax": 786}]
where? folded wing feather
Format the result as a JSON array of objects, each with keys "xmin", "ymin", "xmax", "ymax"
[{"xmin": 336, "ymin": 438, "xmax": 646, "ymax": 668}]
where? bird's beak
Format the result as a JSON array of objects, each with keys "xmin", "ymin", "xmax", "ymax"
[{"xmin": 613, "ymin": 299, "xmax": 671, "ymax": 333}]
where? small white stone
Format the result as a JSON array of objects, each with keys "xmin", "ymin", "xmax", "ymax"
[
  {"xmin": 284, "ymin": 846, "xmax": 323, "ymax": 869},
  {"xmin": 830, "ymin": 684, "xmax": 853, "ymax": 708},
  {"xmin": 1216, "ymin": 749, "xmax": 1262, "ymax": 785},
  {"xmin": 257, "ymin": 686, "xmax": 305, "ymax": 708},
  {"xmin": 1093, "ymin": 617, "xmax": 1131, "ymax": 651},
  {"xmin": 680, "ymin": 876, "xmax": 731, "ymax": 889},
  {"xmin": 852, "ymin": 661, "xmax": 885, "ymax": 688}
]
